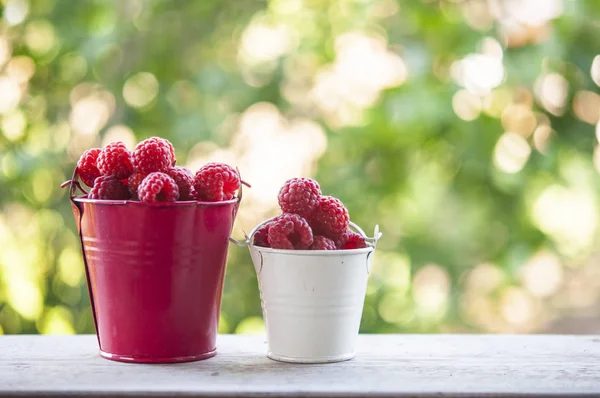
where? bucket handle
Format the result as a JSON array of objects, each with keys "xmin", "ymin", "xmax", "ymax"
[
  {"xmin": 229, "ymin": 219, "xmax": 382, "ymax": 248},
  {"xmin": 59, "ymin": 169, "xmax": 101, "ymax": 349},
  {"xmin": 61, "ymin": 168, "xmax": 88, "ymax": 200}
]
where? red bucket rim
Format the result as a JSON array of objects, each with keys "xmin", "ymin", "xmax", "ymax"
[{"xmin": 72, "ymin": 196, "xmax": 239, "ymax": 208}]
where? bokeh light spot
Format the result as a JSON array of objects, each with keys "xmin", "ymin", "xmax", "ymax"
[
  {"xmin": 25, "ymin": 20, "xmax": 57, "ymax": 56},
  {"xmin": 533, "ymin": 125, "xmax": 552, "ymax": 154},
  {"xmin": 521, "ymin": 251, "xmax": 563, "ymax": 297},
  {"xmin": 591, "ymin": 55, "xmax": 600, "ymax": 87},
  {"xmin": 1, "ymin": 110, "xmax": 27, "ymax": 141},
  {"xmin": 102, "ymin": 125, "xmax": 136, "ymax": 150},
  {"xmin": 7, "ymin": 56, "xmax": 36, "ymax": 83},
  {"xmin": 534, "ymin": 73, "xmax": 568, "ymax": 116},
  {"xmin": 0, "ymin": 77, "xmax": 23, "ymax": 114},
  {"xmin": 1, "ymin": 152, "xmax": 19, "ymax": 178},
  {"xmin": 4, "ymin": 0, "xmax": 30, "ymax": 26},
  {"xmin": 38, "ymin": 307, "xmax": 75, "ymax": 335},
  {"xmin": 123, "ymin": 72, "xmax": 159, "ymax": 108},
  {"xmin": 452, "ymin": 53, "xmax": 504, "ymax": 95},
  {"xmin": 493, "ymin": 132, "xmax": 531, "ymax": 173},
  {"xmin": 573, "ymin": 90, "xmax": 600, "ymax": 125},
  {"xmin": 501, "ymin": 104, "xmax": 537, "ymax": 137},
  {"xmin": 7, "ymin": 277, "xmax": 43, "ymax": 320},
  {"xmin": 239, "ymin": 23, "xmax": 293, "ymax": 64},
  {"xmin": 452, "ymin": 89, "xmax": 481, "ymax": 121},
  {"xmin": 59, "ymin": 53, "xmax": 87, "ymax": 83},
  {"xmin": 500, "ymin": 287, "xmax": 535, "ymax": 327},
  {"xmin": 412, "ymin": 264, "xmax": 450, "ymax": 316},
  {"xmin": 31, "ymin": 169, "xmax": 54, "ymax": 203},
  {"xmin": 532, "ymin": 185, "xmax": 598, "ymax": 254},
  {"xmin": 465, "ymin": 263, "xmax": 504, "ymax": 295},
  {"xmin": 0, "ymin": 36, "xmax": 13, "ymax": 67},
  {"xmin": 69, "ymin": 84, "xmax": 115, "ymax": 136},
  {"xmin": 378, "ymin": 293, "xmax": 412, "ymax": 325},
  {"xmin": 218, "ymin": 314, "xmax": 230, "ymax": 334},
  {"xmin": 234, "ymin": 316, "xmax": 266, "ymax": 334},
  {"xmin": 57, "ymin": 248, "xmax": 84, "ymax": 287}
]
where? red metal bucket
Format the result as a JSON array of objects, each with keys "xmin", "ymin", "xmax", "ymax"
[{"xmin": 67, "ymin": 176, "xmax": 240, "ymax": 363}]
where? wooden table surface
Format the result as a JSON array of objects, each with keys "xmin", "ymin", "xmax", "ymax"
[{"xmin": 0, "ymin": 334, "xmax": 599, "ymax": 397}]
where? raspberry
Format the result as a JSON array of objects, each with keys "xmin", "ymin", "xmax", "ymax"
[
  {"xmin": 167, "ymin": 166, "xmax": 193, "ymax": 200},
  {"xmin": 138, "ymin": 172, "xmax": 180, "ymax": 202},
  {"xmin": 252, "ymin": 216, "xmax": 285, "ymax": 247},
  {"xmin": 310, "ymin": 235, "xmax": 336, "ymax": 250},
  {"xmin": 162, "ymin": 138, "xmax": 176, "ymax": 166},
  {"xmin": 268, "ymin": 213, "xmax": 313, "ymax": 250},
  {"xmin": 97, "ymin": 141, "xmax": 134, "ymax": 179},
  {"xmin": 310, "ymin": 196, "xmax": 350, "ymax": 239},
  {"xmin": 132, "ymin": 137, "xmax": 172, "ymax": 175},
  {"xmin": 88, "ymin": 176, "xmax": 130, "ymax": 200},
  {"xmin": 127, "ymin": 172, "xmax": 147, "ymax": 198},
  {"xmin": 253, "ymin": 221, "xmax": 273, "ymax": 247},
  {"xmin": 277, "ymin": 178, "xmax": 321, "ymax": 219},
  {"xmin": 335, "ymin": 229, "xmax": 367, "ymax": 249},
  {"xmin": 189, "ymin": 186, "xmax": 201, "ymax": 201},
  {"xmin": 194, "ymin": 162, "xmax": 240, "ymax": 201},
  {"xmin": 77, "ymin": 148, "xmax": 101, "ymax": 187}
]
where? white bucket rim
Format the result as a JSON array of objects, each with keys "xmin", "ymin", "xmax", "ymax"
[{"xmin": 250, "ymin": 245, "xmax": 374, "ymax": 256}]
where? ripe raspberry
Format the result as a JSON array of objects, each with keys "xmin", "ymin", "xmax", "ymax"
[
  {"xmin": 189, "ymin": 186, "xmax": 201, "ymax": 201},
  {"xmin": 310, "ymin": 196, "xmax": 350, "ymax": 239},
  {"xmin": 335, "ymin": 230, "xmax": 367, "ymax": 250},
  {"xmin": 193, "ymin": 162, "xmax": 240, "ymax": 202},
  {"xmin": 88, "ymin": 176, "xmax": 130, "ymax": 200},
  {"xmin": 77, "ymin": 148, "xmax": 101, "ymax": 187},
  {"xmin": 127, "ymin": 172, "xmax": 147, "ymax": 198},
  {"xmin": 268, "ymin": 213, "xmax": 313, "ymax": 250},
  {"xmin": 162, "ymin": 138, "xmax": 176, "ymax": 166},
  {"xmin": 253, "ymin": 221, "xmax": 274, "ymax": 247},
  {"xmin": 277, "ymin": 178, "xmax": 321, "ymax": 219},
  {"xmin": 252, "ymin": 216, "xmax": 285, "ymax": 247},
  {"xmin": 167, "ymin": 166, "xmax": 193, "ymax": 200},
  {"xmin": 97, "ymin": 141, "xmax": 134, "ymax": 179},
  {"xmin": 132, "ymin": 137, "xmax": 172, "ymax": 175},
  {"xmin": 138, "ymin": 172, "xmax": 179, "ymax": 203},
  {"xmin": 310, "ymin": 235, "xmax": 336, "ymax": 250}
]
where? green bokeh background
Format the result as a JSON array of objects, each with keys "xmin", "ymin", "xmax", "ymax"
[{"xmin": 1, "ymin": 0, "xmax": 600, "ymax": 335}]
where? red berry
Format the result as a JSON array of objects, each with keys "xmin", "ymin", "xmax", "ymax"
[
  {"xmin": 77, "ymin": 148, "xmax": 101, "ymax": 187},
  {"xmin": 97, "ymin": 141, "xmax": 134, "ymax": 179},
  {"xmin": 310, "ymin": 196, "xmax": 349, "ymax": 239},
  {"xmin": 132, "ymin": 137, "xmax": 172, "ymax": 175},
  {"xmin": 127, "ymin": 172, "xmax": 147, "ymax": 199},
  {"xmin": 335, "ymin": 229, "xmax": 368, "ymax": 249},
  {"xmin": 268, "ymin": 213, "xmax": 313, "ymax": 250},
  {"xmin": 252, "ymin": 217, "xmax": 284, "ymax": 247},
  {"xmin": 161, "ymin": 138, "xmax": 176, "ymax": 166},
  {"xmin": 253, "ymin": 222, "xmax": 273, "ymax": 247},
  {"xmin": 167, "ymin": 166, "xmax": 193, "ymax": 200},
  {"xmin": 193, "ymin": 162, "xmax": 240, "ymax": 201},
  {"xmin": 189, "ymin": 186, "xmax": 201, "ymax": 200},
  {"xmin": 310, "ymin": 235, "xmax": 336, "ymax": 250},
  {"xmin": 138, "ymin": 172, "xmax": 180, "ymax": 202},
  {"xmin": 88, "ymin": 176, "xmax": 130, "ymax": 200},
  {"xmin": 277, "ymin": 178, "xmax": 321, "ymax": 219}
]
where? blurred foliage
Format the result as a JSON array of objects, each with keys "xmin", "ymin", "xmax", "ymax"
[{"xmin": 1, "ymin": 0, "xmax": 600, "ymax": 336}]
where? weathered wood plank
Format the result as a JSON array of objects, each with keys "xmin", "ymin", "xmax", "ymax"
[{"xmin": 0, "ymin": 335, "xmax": 599, "ymax": 397}]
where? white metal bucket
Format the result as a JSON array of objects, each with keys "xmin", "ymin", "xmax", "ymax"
[{"xmin": 235, "ymin": 221, "xmax": 381, "ymax": 363}]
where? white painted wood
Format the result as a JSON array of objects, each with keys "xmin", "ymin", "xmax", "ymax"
[{"xmin": 0, "ymin": 335, "xmax": 599, "ymax": 397}]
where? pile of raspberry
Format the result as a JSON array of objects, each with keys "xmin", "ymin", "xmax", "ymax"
[
  {"xmin": 253, "ymin": 178, "xmax": 367, "ymax": 250},
  {"xmin": 76, "ymin": 137, "xmax": 241, "ymax": 203}
]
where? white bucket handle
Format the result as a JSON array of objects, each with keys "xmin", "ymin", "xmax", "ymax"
[{"xmin": 230, "ymin": 218, "xmax": 382, "ymax": 248}]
